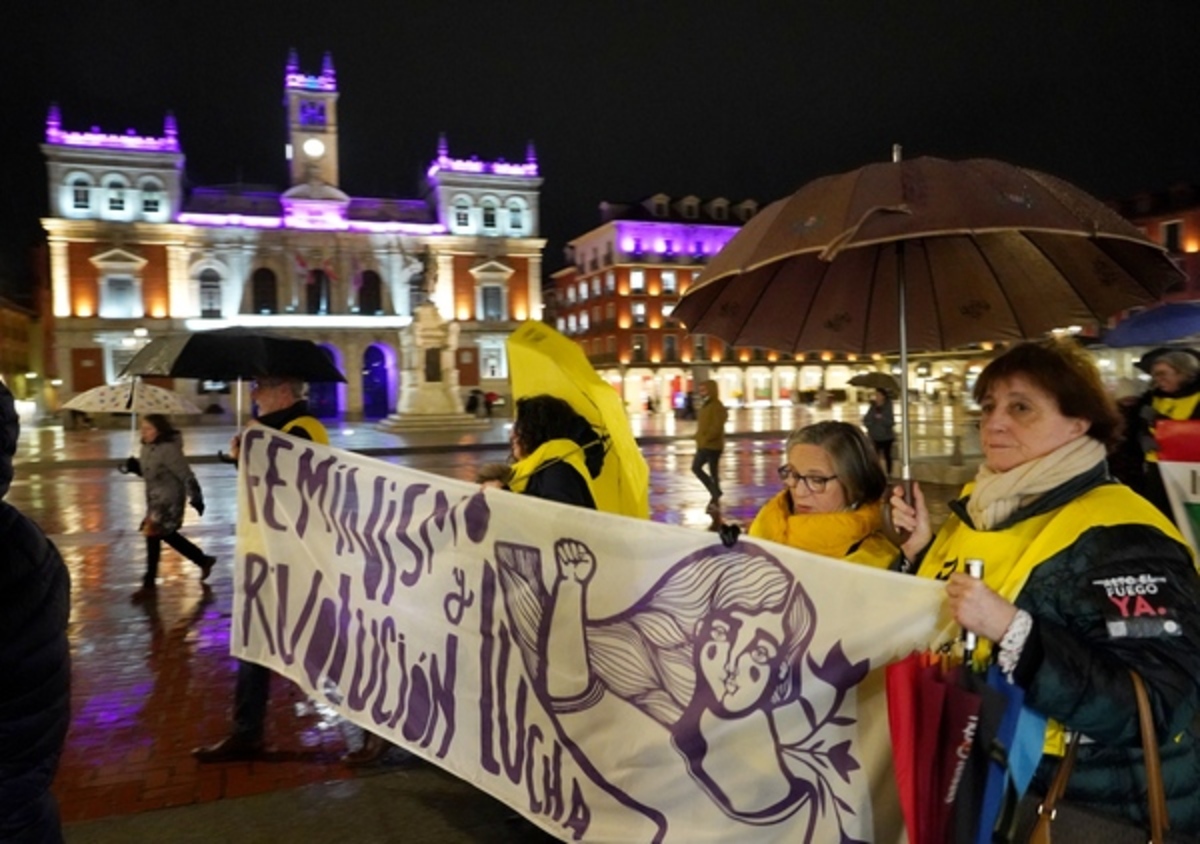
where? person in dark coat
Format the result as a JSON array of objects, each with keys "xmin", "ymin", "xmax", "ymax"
[
  {"xmin": 0, "ymin": 381, "xmax": 71, "ymax": 843},
  {"xmin": 193, "ymin": 377, "xmax": 331, "ymax": 764},
  {"xmin": 861, "ymin": 387, "xmax": 896, "ymax": 476},
  {"xmin": 121, "ymin": 414, "xmax": 214, "ymax": 600},
  {"xmin": 481, "ymin": 394, "xmax": 601, "ymax": 509},
  {"xmin": 1129, "ymin": 349, "xmax": 1200, "ymax": 522},
  {"xmin": 889, "ymin": 339, "xmax": 1200, "ymax": 835}
]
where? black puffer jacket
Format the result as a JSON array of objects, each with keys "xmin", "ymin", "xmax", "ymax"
[
  {"xmin": 947, "ymin": 467, "xmax": 1200, "ymax": 832},
  {"xmin": 0, "ymin": 383, "xmax": 71, "ymax": 842}
]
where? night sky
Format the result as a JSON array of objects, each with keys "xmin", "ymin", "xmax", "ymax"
[{"xmin": 4, "ymin": 1, "xmax": 1200, "ymax": 302}]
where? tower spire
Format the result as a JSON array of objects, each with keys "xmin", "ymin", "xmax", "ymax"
[
  {"xmin": 525, "ymin": 139, "xmax": 538, "ymax": 166},
  {"xmin": 437, "ymin": 132, "xmax": 449, "ymax": 159},
  {"xmin": 321, "ymin": 52, "xmax": 337, "ymax": 88},
  {"xmin": 286, "ymin": 47, "xmax": 299, "ymax": 77}
]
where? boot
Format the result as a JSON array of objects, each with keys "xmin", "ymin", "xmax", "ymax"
[{"xmin": 192, "ymin": 733, "xmax": 264, "ymax": 763}]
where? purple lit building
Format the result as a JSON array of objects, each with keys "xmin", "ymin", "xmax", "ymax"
[{"xmin": 40, "ymin": 50, "xmax": 545, "ymax": 420}]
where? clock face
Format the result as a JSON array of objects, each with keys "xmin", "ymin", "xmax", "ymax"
[{"xmin": 302, "ymin": 137, "xmax": 326, "ymax": 158}]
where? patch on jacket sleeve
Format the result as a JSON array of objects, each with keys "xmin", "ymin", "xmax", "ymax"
[{"xmin": 1092, "ymin": 574, "xmax": 1184, "ymax": 638}]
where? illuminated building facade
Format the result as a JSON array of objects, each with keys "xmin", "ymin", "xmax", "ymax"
[
  {"xmin": 1112, "ymin": 183, "xmax": 1200, "ymax": 301},
  {"xmin": 40, "ymin": 50, "xmax": 544, "ymax": 420},
  {"xmin": 550, "ymin": 195, "xmax": 861, "ymax": 411}
]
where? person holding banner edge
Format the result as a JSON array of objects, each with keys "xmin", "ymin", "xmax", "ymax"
[
  {"xmin": 193, "ymin": 376, "xmax": 336, "ymax": 764},
  {"xmin": 888, "ymin": 338, "xmax": 1200, "ymax": 836},
  {"xmin": 480, "ymin": 394, "xmax": 602, "ymax": 510}
]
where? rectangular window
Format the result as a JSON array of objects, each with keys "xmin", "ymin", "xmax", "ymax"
[
  {"xmin": 693, "ymin": 334, "xmax": 707, "ymax": 360},
  {"xmin": 568, "ymin": 314, "xmax": 578, "ymax": 333},
  {"xmin": 483, "ymin": 205, "xmax": 497, "ymax": 229},
  {"xmin": 605, "ymin": 302, "xmax": 616, "ymax": 320},
  {"xmin": 632, "ymin": 334, "xmax": 648, "ymax": 363},
  {"xmin": 632, "ymin": 301, "xmax": 647, "ymax": 326},
  {"xmin": 630, "ymin": 269, "xmax": 645, "ymax": 293},
  {"xmin": 578, "ymin": 280, "xmax": 588, "ymax": 302},
  {"xmin": 481, "ymin": 286, "xmax": 504, "ymax": 320},
  {"xmin": 664, "ymin": 335, "xmax": 678, "ymax": 362},
  {"xmin": 662, "ymin": 302, "xmax": 675, "ymax": 320},
  {"xmin": 591, "ymin": 278, "xmax": 601, "ymax": 297},
  {"xmin": 99, "ymin": 276, "xmax": 140, "ymax": 318},
  {"xmin": 109, "ymin": 190, "xmax": 125, "ymax": 212},
  {"xmin": 605, "ymin": 271, "xmax": 615, "ymax": 294},
  {"xmin": 73, "ymin": 184, "xmax": 90, "ymax": 210},
  {"xmin": 580, "ymin": 312, "xmax": 590, "ymax": 331},
  {"xmin": 1163, "ymin": 220, "xmax": 1182, "ymax": 252},
  {"xmin": 607, "ymin": 336, "xmax": 616, "ymax": 354},
  {"xmin": 661, "ymin": 270, "xmax": 677, "ymax": 294},
  {"xmin": 566, "ymin": 286, "xmax": 576, "ymax": 304}
]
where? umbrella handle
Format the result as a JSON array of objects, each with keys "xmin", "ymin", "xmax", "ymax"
[{"xmin": 881, "ymin": 478, "xmax": 914, "ymax": 546}]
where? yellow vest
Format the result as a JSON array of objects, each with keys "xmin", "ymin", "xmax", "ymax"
[
  {"xmin": 282, "ymin": 415, "xmax": 330, "ymax": 445},
  {"xmin": 507, "ymin": 438, "xmax": 598, "ymax": 506},
  {"xmin": 1146, "ymin": 391, "xmax": 1200, "ymax": 462},
  {"xmin": 918, "ymin": 482, "xmax": 1187, "ymax": 754}
]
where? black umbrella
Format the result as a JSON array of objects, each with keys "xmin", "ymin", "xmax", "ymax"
[
  {"xmin": 848, "ymin": 371, "xmax": 901, "ymax": 394},
  {"xmin": 120, "ymin": 327, "xmax": 346, "ymax": 383},
  {"xmin": 121, "ymin": 327, "xmax": 346, "ymax": 430}
]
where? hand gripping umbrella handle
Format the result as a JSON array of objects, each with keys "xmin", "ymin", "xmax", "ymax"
[
  {"xmin": 962, "ymin": 559, "xmax": 984, "ymax": 662},
  {"xmin": 881, "ymin": 478, "xmax": 914, "ymax": 547}
]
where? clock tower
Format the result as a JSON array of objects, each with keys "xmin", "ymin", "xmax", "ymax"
[{"xmin": 284, "ymin": 49, "xmax": 339, "ymax": 187}]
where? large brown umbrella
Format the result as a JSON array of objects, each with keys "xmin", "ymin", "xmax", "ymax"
[{"xmin": 675, "ymin": 151, "xmax": 1182, "ymax": 483}]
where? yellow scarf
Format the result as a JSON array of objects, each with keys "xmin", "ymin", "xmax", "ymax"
[
  {"xmin": 507, "ymin": 438, "xmax": 597, "ymax": 503},
  {"xmin": 748, "ymin": 491, "xmax": 898, "ymax": 569}
]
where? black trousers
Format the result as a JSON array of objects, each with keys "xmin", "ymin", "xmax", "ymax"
[{"xmin": 143, "ymin": 531, "xmax": 209, "ymax": 587}]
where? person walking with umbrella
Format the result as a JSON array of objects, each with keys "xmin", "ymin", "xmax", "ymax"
[
  {"xmin": 888, "ymin": 339, "xmax": 1200, "ymax": 837},
  {"xmin": 193, "ymin": 376, "xmax": 335, "ymax": 764},
  {"xmin": 693, "ymin": 379, "xmax": 728, "ymax": 518},
  {"xmin": 122, "ymin": 415, "xmax": 214, "ymax": 600},
  {"xmin": 1130, "ymin": 349, "xmax": 1200, "ymax": 523},
  {"xmin": 862, "ymin": 387, "xmax": 896, "ymax": 476}
]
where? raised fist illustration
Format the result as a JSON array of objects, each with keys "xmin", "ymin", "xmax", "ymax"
[{"xmin": 554, "ymin": 538, "xmax": 596, "ymax": 585}]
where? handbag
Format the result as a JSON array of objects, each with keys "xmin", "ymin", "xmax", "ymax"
[{"xmin": 1028, "ymin": 670, "xmax": 1169, "ymax": 843}]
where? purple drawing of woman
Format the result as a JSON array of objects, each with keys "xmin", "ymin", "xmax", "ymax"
[{"xmin": 496, "ymin": 538, "xmax": 848, "ymax": 838}]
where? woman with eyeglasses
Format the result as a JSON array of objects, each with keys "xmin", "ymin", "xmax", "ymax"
[{"xmin": 747, "ymin": 421, "xmax": 898, "ymax": 569}]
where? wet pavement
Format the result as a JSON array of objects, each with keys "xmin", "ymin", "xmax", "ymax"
[{"xmin": 8, "ymin": 404, "xmax": 974, "ymax": 843}]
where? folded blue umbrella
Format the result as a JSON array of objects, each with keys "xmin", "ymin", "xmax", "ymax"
[{"xmin": 973, "ymin": 664, "xmax": 1048, "ymax": 844}]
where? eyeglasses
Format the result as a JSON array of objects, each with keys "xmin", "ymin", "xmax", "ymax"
[{"xmin": 777, "ymin": 465, "xmax": 838, "ymax": 494}]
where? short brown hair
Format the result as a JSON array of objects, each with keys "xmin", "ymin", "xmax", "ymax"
[
  {"xmin": 785, "ymin": 420, "xmax": 887, "ymax": 507},
  {"xmin": 972, "ymin": 339, "xmax": 1122, "ymax": 448}
]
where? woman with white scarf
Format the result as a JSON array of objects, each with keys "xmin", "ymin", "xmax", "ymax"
[{"xmin": 889, "ymin": 339, "xmax": 1200, "ymax": 835}]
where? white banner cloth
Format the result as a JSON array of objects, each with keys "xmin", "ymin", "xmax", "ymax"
[
  {"xmin": 233, "ymin": 430, "xmax": 949, "ymax": 842},
  {"xmin": 1159, "ymin": 459, "xmax": 1200, "ymax": 555}
]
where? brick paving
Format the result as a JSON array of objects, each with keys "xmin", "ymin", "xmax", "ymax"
[{"xmin": 6, "ymin": 406, "xmax": 970, "ymax": 839}]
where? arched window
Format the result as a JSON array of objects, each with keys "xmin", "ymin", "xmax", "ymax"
[
  {"xmin": 140, "ymin": 180, "xmax": 163, "ymax": 216},
  {"xmin": 454, "ymin": 199, "xmax": 471, "ymax": 230},
  {"xmin": 107, "ymin": 180, "xmax": 125, "ymax": 212},
  {"xmin": 358, "ymin": 270, "xmax": 383, "ymax": 314},
  {"xmin": 306, "ymin": 269, "xmax": 331, "ymax": 315},
  {"xmin": 199, "ymin": 269, "xmax": 222, "ymax": 318},
  {"xmin": 251, "ymin": 268, "xmax": 277, "ymax": 314},
  {"xmin": 507, "ymin": 201, "xmax": 524, "ymax": 232},
  {"xmin": 481, "ymin": 200, "xmax": 497, "ymax": 231},
  {"xmin": 72, "ymin": 178, "xmax": 90, "ymax": 210}
]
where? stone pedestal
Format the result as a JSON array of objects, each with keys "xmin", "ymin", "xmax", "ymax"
[{"xmin": 378, "ymin": 301, "xmax": 488, "ymax": 432}]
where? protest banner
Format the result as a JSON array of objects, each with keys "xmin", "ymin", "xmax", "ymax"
[{"xmin": 234, "ymin": 429, "xmax": 950, "ymax": 842}]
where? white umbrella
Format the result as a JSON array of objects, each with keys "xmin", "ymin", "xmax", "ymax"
[
  {"xmin": 63, "ymin": 379, "xmax": 202, "ymax": 453},
  {"xmin": 63, "ymin": 380, "xmax": 203, "ymax": 415}
]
